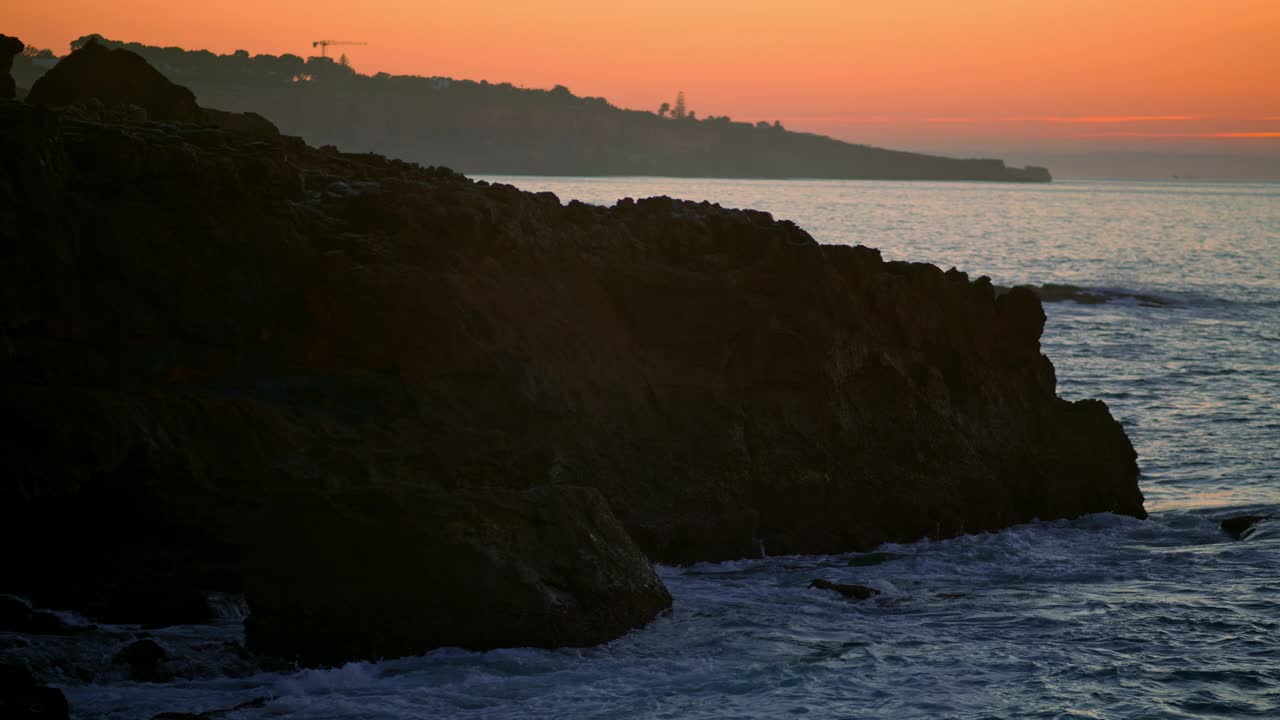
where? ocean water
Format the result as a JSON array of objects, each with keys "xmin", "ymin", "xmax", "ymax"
[{"xmin": 8, "ymin": 178, "xmax": 1279, "ymax": 719}]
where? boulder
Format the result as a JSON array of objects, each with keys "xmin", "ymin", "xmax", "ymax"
[
  {"xmin": 0, "ymin": 35, "xmax": 22, "ymax": 99},
  {"xmin": 26, "ymin": 39, "xmax": 200, "ymax": 122},
  {"xmin": 243, "ymin": 485, "xmax": 672, "ymax": 666},
  {"xmin": 809, "ymin": 578, "xmax": 881, "ymax": 601},
  {"xmin": 113, "ymin": 638, "xmax": 169, "ymax": 682},
  {"xmin": 0, "ymin": 663, "xmax": 69, "ymax": 720}
]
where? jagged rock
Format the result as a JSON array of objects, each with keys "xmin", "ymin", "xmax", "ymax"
[
  {"xmin": 26, "ymin": 39, "xmax": 200, "ymax": 122},
  {"xmin": 244, "ymin": 485, "xmax": 672, "ymax": 666},
  {"xmin": 0, "ymin": 663, "xmax": 69, "ymax": 720},
  {"xmin": 113, "ymin": 638, "xmax": 169, "ymax": 682},
  {"xmin": 1220, "ymin": 515, "xmax": 1271, "ymax": 541},
  {"xmin": 809, "ymin": 579, "xmax": 881, "ymax": 601},
  {"xmin": 0, "ymin": 48, "xmax": 1144, "ymax": 663},
  {"xmin": 0, "ymin": 35, "xmax": 23, "ymax": 99}
]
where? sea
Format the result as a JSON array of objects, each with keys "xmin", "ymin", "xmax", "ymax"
[{"xmin": 7, "ymin": 178, "xmax": 1279, "ymax": 719}]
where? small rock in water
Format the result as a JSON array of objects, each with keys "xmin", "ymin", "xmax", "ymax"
[
  {"xmin": 1033, "ymin": 283, "xmax": 1109, "ymax": 305},
  {"xmin": 846, "ymin": 552, "xmax": 904, "ymax": 567},
  {"xmin": 1220, "ymin": 515, "xmax": 1272, "ymax": 541},
  {"xmin": 152, "ymin": 695, "xmax": 270, "ymax": 719},
  {"xmin": 113, "ymin": 638, "xmax": 169, "ymax": 682},
  {"xmin": 809, "ymin": 578, "xmax": 881, "ymax": 601}
]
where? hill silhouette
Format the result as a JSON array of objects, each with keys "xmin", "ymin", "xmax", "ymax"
[{"xmin": 14, "ymin": 35, "xmax": 1051, "ymax": 182}]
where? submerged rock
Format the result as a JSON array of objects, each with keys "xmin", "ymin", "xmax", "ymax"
[
  {"xmin": 809, "ymin": 579, "xmax": 881, "ymax": 601},
  {"xmin": 1220, "ymin": 515, "xmax": 1271, "ymax": 541},
  {"xmin": 152, "ymin": 696, "xmax": 269, "ymax": 720},
  {"xmin": 995, "ymin": 282, "xmax": 1171, "ymax": 307},
  {"xmin": 846, "ymin": 552, "xmax": 905, "ymax": 567}
]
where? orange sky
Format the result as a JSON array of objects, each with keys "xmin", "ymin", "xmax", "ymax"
[{"xmin": 9, "ymin": 0, "xmax": 1280, "ymax": 153}]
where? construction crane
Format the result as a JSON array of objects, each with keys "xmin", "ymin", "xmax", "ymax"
[{"xmin": 311, "ymin": 40, "xmax": 367, "ymax": 59}]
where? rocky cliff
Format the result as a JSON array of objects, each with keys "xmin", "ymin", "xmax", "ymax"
[
  {"xmin": 1, "ymin": 43, "xmax": 1141, "ymax": 665},
  {"xmin": 0, "ymin": 35, "xmax": 21, "ymax": 100}
]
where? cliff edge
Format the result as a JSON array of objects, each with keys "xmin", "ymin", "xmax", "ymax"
[{"xmin": 1, "ymin": 43, "xmax": 1139, "ymax": 666}]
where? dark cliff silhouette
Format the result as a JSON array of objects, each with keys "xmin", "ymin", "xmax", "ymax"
[
  {"xmin": 0, "ymin": 34, "xmax": 22, "ymax": 99},
  {"xmin": 16, "ymin": 35, "xmax": 1051, "ymax": 182},
  {"xmin": 3, "ymin": 41, "xmax": 1133, "ymax": 670}
]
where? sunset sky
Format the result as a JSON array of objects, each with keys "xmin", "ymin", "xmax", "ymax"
[{"xmin": 10, "ymin": 0, "xmax": 1280, "ymax": 154}]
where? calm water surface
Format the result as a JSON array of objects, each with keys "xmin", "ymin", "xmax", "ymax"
[{"xmin": 10, "ymin": 178, "xmax": 1280, "ymax": 719}]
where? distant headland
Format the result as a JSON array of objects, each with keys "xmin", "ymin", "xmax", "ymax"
[{"xmin": 11, "ymin": 35, "xmax": 1051, "ymax": 183}]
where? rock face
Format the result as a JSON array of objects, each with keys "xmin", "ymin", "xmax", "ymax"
[
  {"xmin": 0, "ymin": 35, "xmax": 22, "ymax": 99},
  {"xmin": 244, "ymin": 486, "xmax": 671, "ymax": 666},
  {"xmin": 26, "ymin": 39, "xmax": 201, "ymax": 122},
  {"xmin": 0, "ymin": 45, "xmax": 1143, "ymax": 663}
]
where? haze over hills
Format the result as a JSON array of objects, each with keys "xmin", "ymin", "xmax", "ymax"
[{"xmin": 11, "ymin": 35, "xmax": 1051, "ymax": 183}]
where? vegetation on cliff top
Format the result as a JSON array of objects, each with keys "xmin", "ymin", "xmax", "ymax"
[{"xmin": 12, "ymin": 34, "xmax": 1051, "ymax": 182}]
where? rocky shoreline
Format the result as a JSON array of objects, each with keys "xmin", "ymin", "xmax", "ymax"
[{"xmin": 2, "ymin": 38, "xmax": 1143, "ymax": 678}]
